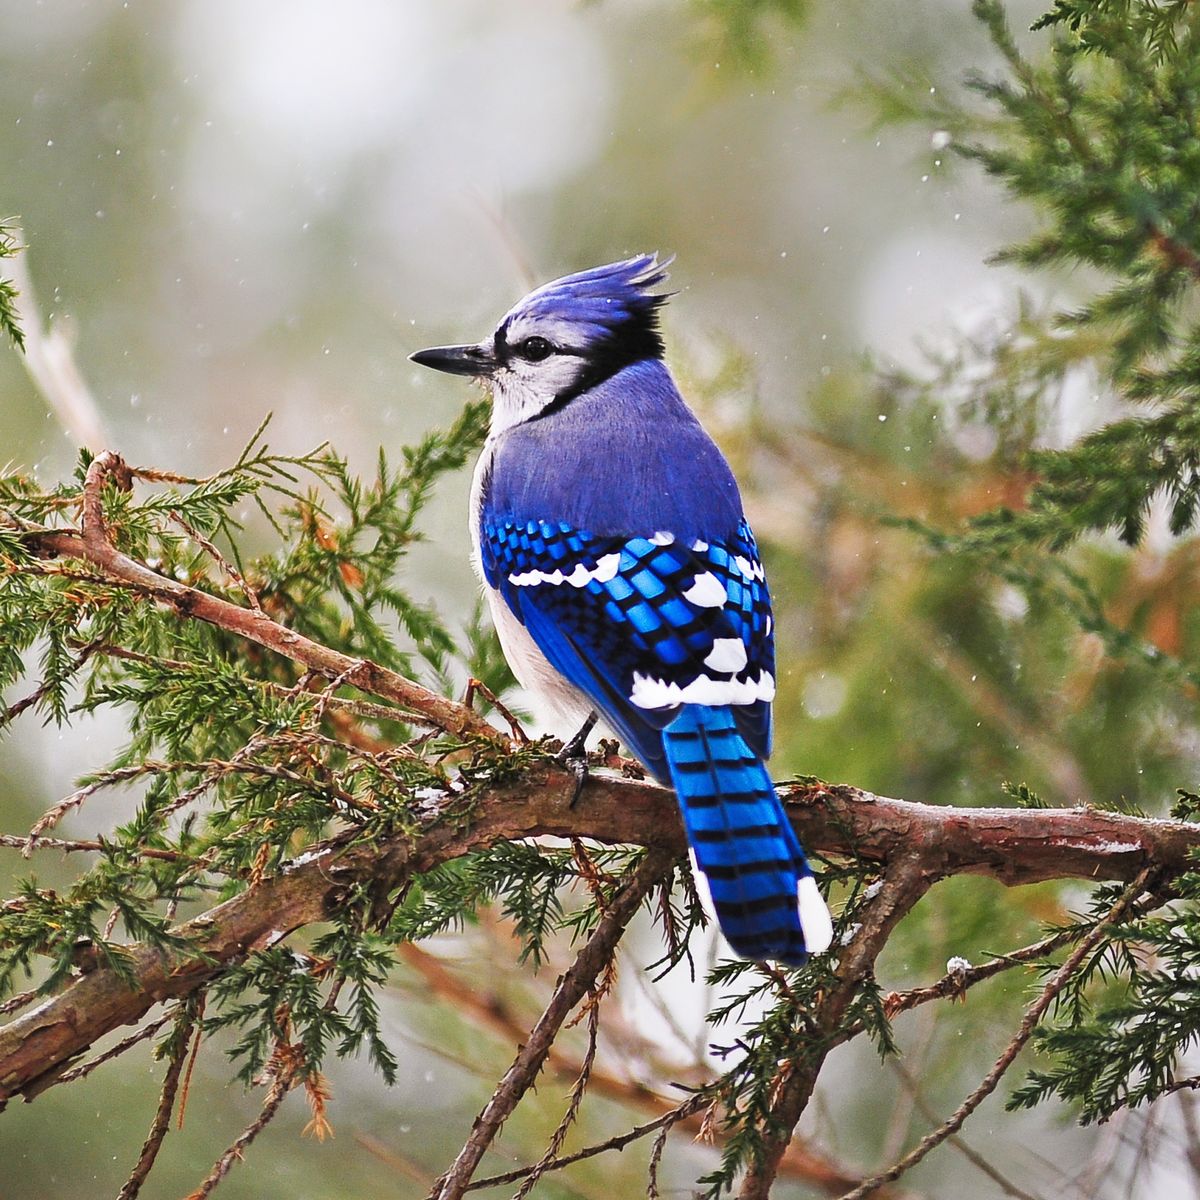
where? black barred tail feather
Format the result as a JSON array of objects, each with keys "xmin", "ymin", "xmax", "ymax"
[{"xmin": 662, "ymin": 705, "xmax": 833, "ymax": 966}]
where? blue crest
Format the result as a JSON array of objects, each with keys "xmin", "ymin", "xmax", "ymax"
[{"xmin": 498, "ymin": 254, "xmax": 672, "ymax": 359}]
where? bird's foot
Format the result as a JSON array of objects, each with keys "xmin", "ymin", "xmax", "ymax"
[{"xmin": 553, "ymin": 712, "xmax": 597, "ymax": 807}]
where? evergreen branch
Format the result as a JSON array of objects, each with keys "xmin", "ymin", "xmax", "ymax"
[
  {"xmin": 735, "ymin": 854, "xmax": 933, "ymax": 1200},
  {"xmin": 12, "ymin": 449, "xmax": 500, "ymax": 742},
  {"xmin": 0, "ymin": 637, "xmax": 105, "ymax": 729},
  {"xmin": 428, "ymin": 846, "xmax": 676, "ymax": 1200},
  {"xmin": 0, "ymin": 218, "xmax": 25, "ymax": 352},
  {"xmin": 1, "ymin": 775, "xmax": 1196, "ymax": 1107},
  {"xmin": 835, "ymin": 870, "xmax": 1153, "ymax": 1200}
]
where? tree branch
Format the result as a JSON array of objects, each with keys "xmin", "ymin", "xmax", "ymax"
[
  {"xmin": 1, "ymin": 769, "xmax": 1196, "ymax": 1106},
  {"xmin": 837, "ymin": 870, "xmax": 1153, "ymax": 1199},
  {"xmin": 13, "ymin": 450, "xmax": 500, "ymax": 742},
  {"xmin": 428, "ymin": 847, "xmax": 675, "ymax": 1200}
]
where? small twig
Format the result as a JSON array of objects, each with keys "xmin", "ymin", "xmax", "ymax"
[
  {"xmin": 0, "ymin": 638, "xmax": 105, "ymax": 730},
  {"xmin": 116, "ymin": 999, "xmax": 199, "ymax": 1200},
  {"xmin": 311, "ymin": 659, "xmax": 370, "ymax": 724},
  {"xmin": 0, "ymin": 987, "xmax": 39, "ymax": 1017},
  {"xmin": 170, "ymin": 509, "xmax": 264, "ymax": 612},
  {"xmin": 51, "ymin": 1010, "xmax": 174, "ymax": 1089},
  {"xmin": 463, "ymin": 1093, "xmax": 709, "ymax": 1193},
  {"xmin": 177, "ymin": 997, "xmax": 207, "ymax": 1130},
  {"xmin": 646, "ymin": 1096, "xmax": 704, "ymax": 1199},
  {"xmin": 514, "ymin": 990, "xmax": 604, "ymax": 1200},
  {"xmin": 881, "ymin": 928, "xmax": 1081, "ymax": 1019},
  {"xmin": 0, "ymin": 833, "xmax": 186, "ymax": 862},
  {"xmin": 836, "ymin": 870, "xmax": 1154, "ymax": 1200},
  {"xmin": 183, "ymin": 1046, "xmax": 302, "ymax": 1200},
  {"xmin": 428, "ymin": 847, "xmax": 675, "ymax": 1200},
  {"xmin": 463, "ymin": 677, "xmax": 528, "ymax": 743}
]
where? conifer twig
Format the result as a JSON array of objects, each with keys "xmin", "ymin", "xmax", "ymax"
[
  {"xmin": 169, "ymin": 509, "xmax": 264, "ymax": 612},
  {"xmin": 18, "ymin": 449, "xmax": 502, "ymax": 743},
  {"xmin": 835, "ymin": 870, "xmax": 1154, "ymax": 1200},
  {"xmin": 462, "ymin": 1093, "xmax": 709, "ymax": 1193},
  {"xmin": 428, "ymin": 847, "xmax": 676, "ymax": 1200},
  {"xmin": 182, "ymin": 1044, "xmax": 302, "ymax": 1200},
  {"xmin": 116, "ymin": 1000, "xmax": 198, "ymax": 1200}
]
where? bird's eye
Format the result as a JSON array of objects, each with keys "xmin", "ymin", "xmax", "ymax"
[{"xmin": 519, "ymin": 336, "xmax": 553, "ymax": 362}]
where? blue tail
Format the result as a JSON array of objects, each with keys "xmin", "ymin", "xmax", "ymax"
[{"xmin": 662, "ymin": 705, "xmax": 831, "ymax": 966}]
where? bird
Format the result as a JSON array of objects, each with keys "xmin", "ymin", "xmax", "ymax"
[{"xmin": 410, "ymin": 254, "xmax": 833, "ymax": 966}]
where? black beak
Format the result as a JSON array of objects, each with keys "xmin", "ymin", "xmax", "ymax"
[{"xmin": 409, "ymin": 343, "xmax": 498, "ymax": 379}]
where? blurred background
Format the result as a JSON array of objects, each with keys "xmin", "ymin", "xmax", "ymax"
[{"xmin": 4, "ymin": 1, "xmax": 1194, "ymax": 1197}]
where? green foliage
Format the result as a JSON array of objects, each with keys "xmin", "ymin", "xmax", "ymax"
[
  {"xmin": 827, "ymin": 0, "xmax": 1200, "ymax": 1144},
  {"xmin": 0, "ymin": 218, "xmax": 23, "ymax": 352},
  {"xmin": 949, "ymin": 1, "xmax": 1200, "ymax": 546},
  {"xmin": 687, "ymin": 0, "xmax": 810, "ymax": 71},
  {"xmin": 207, "ymin": 916, "xmax": 400, "ymax": 1086},
  {"xmin": 0, "ymin": 411, "xmax": 499, "ymax": 1086},
  {"xmin": 1032, "ymin": 0, "xmax": 1193, "ymax": 62},
  {"xmin": 1009, "ymin": 882, "xmax": 1200, "ymax": 1122}
]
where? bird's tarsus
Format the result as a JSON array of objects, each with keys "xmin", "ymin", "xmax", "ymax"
[{"xmin": 555, "ymin": 712, "xmax": 597, "ymax": 806}]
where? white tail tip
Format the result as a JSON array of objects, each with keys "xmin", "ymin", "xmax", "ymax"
[{"xmin": 797, "ymin": 876, "xmax": 834, "ymax": 954}]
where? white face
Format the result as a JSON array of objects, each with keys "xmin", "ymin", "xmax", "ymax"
[{"xmin": 486, "ymin": 314, "xmax": 594, "ymax": 435}]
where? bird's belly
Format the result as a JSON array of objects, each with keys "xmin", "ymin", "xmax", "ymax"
[{"xmin": 484, "ymin": 585, "xmax": 594, "ymax": 729}]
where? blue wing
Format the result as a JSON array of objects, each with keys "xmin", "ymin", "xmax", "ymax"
[{"xmin": 479, "ymin": 516, "xmax": 775, "ymax": 782}]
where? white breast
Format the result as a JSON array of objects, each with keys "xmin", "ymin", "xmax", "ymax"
[{"xmin": 470, "ymin": 445, "xmax": 594, "ymax": 729}]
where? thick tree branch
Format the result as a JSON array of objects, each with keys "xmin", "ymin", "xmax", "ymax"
[{"xmin": 1, "ymin": 768, "xmax": 1197, "ymax": 1106}]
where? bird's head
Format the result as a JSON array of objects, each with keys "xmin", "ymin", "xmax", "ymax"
[{"xmin": 411, "ymin": 254, "xmax": 671, "ymax": 432}]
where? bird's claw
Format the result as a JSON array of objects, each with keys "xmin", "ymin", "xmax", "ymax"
[
  {"xmin": 554, "ymin": 745, "xmax": 590, "ymax": 807},
  {"xmin": 554, "ymin": 712, "xmax": 598, "ymax": 807}
]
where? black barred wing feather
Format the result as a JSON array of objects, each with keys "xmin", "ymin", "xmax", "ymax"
[{"xmin": 479, "ymin": 517, "xmax": 776, "ymax": 779}]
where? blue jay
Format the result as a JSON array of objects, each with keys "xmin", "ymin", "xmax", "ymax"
[{"xmin": 411, "ymin": 255, "xmax": 832, "ymax": 965}]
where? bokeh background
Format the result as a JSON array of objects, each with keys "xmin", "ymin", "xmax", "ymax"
[{"xmin": 3, "ymin": 1, "xmax": 1192, "ymax": 1197}]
